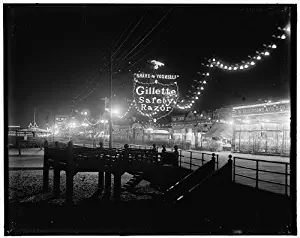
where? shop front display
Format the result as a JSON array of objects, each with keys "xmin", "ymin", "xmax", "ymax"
[{"xmin": 232, "ymin": 100, "xmax": 290, "ymax": 156}]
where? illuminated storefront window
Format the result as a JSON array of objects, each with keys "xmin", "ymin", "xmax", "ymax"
[{"xmin": 232, "ymin": 100, "xmax": 290, "ymax": 156}]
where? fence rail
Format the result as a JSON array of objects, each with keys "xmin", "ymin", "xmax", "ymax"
[{"xmin": 233, "ymin": 156, "xmax": 290, "ymax": 196}]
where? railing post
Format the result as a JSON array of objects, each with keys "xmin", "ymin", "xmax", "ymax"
[
  {"xmin": 216, "ymin": 154, "xmax": 219, "ymax": 170},
  {"xmin": 285, "ymin": 163, "xmax": 288, "ymax": 196},
  {"xmin": 233, "ymin": 156, "xmax": 235, "ymax": 183},
  {"xmin": 179, "ymin": 149, "xmax": 182, "ymax": 167},
  {"xmin": 256, "ymin": 160, "xmax": 259, "ymax": 189},
  {"xmin": 43, "ymin": 140, "xmax": 49, "ymax": 192},
  {"xmin": 66, "ymin": 140, "xmax": 75, "ymax": 204},
  {"xmin": 189, "ymin": 151, "xmax": 192, "ymax": 170},
  {"xmin": 201, "ymin": 153, "xmax": 204, "ymax": 166},
  {"xmin": 228, "ymin": 155, "xmax": 233, "ymax": 183},
  {"xmin": 211, "ymin": 153, "xmax": 216, "ymax": 171}
]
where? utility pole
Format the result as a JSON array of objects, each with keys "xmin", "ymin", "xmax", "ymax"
[{"xmin": 109, "ymin": 50, "xmax": 113, "ymax": 148}]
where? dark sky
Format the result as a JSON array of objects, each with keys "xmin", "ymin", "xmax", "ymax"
[{"xmin": 5, "ymin": 4, "xmax": 292, "ymax": 127}]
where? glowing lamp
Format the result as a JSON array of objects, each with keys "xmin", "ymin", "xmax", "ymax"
[
  {"xmin": 195, "ymin": 96, "xmax": 199, "ymax": 99},
  {"xmin": 203, "ymin": 80, "xmax": 206, "ymax": 84},
  {"xmin": 240, "ymin": 66, "xmax": 244, "ymax": 69},
  {"xmin": 197, "ymin": 92, "xmax": 201, "ymax": 95},
  {"xmin": 257, "ymin": 56, "xmax": 261, "ymax": 60},
  {"xmin": 244, "ymin": 65, "xmax": 248, "ymax": 68},
  {"xmin": 193, "ymin": 111, "xmax": 197, "ymax": 113},
  {"xmin": 210, "ymin": 64, "xmax": 213, "ymax": 67},
  {"xmin": 271, "ymin": 44, "xmax": 277, "ymax": 49},
  {"xmin": 228, "ymin": 67, "xmax": 232, "ymax": 70},
  {"xmin": 206, "ymin": 73, "xmax": 209, "ymax": 76},
  {"xmin": 200, "ymin": 87, "xmax": 204, "ymax": 90},
  {"xmin": 286, "ymin": 27, "xmax": 290, "ymax": 32},
  {"xmin": 250, "ymin": 61, "xmax": 255, "ymax": 65},
  {"xmin": 264, "ymin": 51, "xmax": 270, "ymax": 56},
  {"xmin": 281, "ymin": 34, "xmax": 286, "ymax": 39},
  {"xmin": 217, "ymin": 61, "xmax": 220, "ymax": 65},
  {"xmin": 220, "ymin": 64, "xmax": 223, "ymax": 67},
  {"xmin": 212, "ymin": 58, "xmax": 216, "ymax": 61},
  {"xmin": 234, "ymin": 67, "xmax": 237, "ymax": 70},
  {"xmin": 192, "ymin": 100, "xmax": 195, "ymax": 103},
  {"xmin": 224, "ymin": 66, "xmax": 228, "ymax": 69}
]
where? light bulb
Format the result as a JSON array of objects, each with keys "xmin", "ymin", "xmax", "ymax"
[
  {"xmin": 228, "ymin": 67, "xmax": 232, "ymax": 70},
  {"xmin": 210, "ymin": 64, "xmax": 213, "ymax": 67},
  {"xmin": 272, "ymin": 44, "xmax": 277, "ymax": 49},
  {"xmin": 286, "ymin": 27, "xmax": 290, "ymax": 32},
  {"xmin": 217, "ymin": 61, "xmax": 220, "ymax": 65},
  {"xmin": 250, "ymin": 61, "xmax": 255, "ymax": 65},
  {"xmin": 257, "ymin": 56, "xmax": 261, "ymax": 60},
  {"xmin": 220, "ymin": 64, "xmax": 223, "ymax": 67},
  {"xmin": 197, "ymin": 92, "xmax": 201, "ymax": 95},
  {"xmin": 264, "ymin": 51, "xmax": 270, "ymax": 56},
  {"xmin": 203, "ymin": 80, "xmax": 206, "ymax": 84},
  {"xmin": 195, "ymin": 96, "xmax": 198, "ymax": 99},
  {"xmin": 234, "ymin": 67, "xmax": 237, "ymax": 70},
  {"xmin": 201, "ymin": 87, "xmax": 204, "ymax": 90},
  {"xmin": 224, "ymin": 66, "xmax": 228, "ymax": 69},
  {"xmin": 244, "ymin": 65, "xmax": 248, "ymax": 68},
  {"xmin": 213, "ymin": 58, "xmax": 216, "ymax": 61},
  {"xmin": 240, "ymin": 66, "xmax": 244, "ymax": 69},
  {"xmin": 206, "ymin": 73, "xmax": 209, "ymax": 76},
  {"xmin": 281, "ymin": 34, "xmax": 286, "ymax": 39}
]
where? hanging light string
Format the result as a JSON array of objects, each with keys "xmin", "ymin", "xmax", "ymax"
[
  {"xmin": 117, "ymin": 101, "xmax": 135, "ymax": 119},
  {"xmin": 175, "ymin": 24, "xmax": 289, "ymax": 110}
]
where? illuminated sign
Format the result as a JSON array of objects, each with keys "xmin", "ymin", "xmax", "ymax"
[
  {"xmin": 133, "ymin": 79, "xmax": 179, "ymax": 119},
  {"xmin": 233, "ymin": 102, "xmax": 290, "ymax": 117},
  {"xmin": 134, "ymin": 73, "xmax": 179, "ymax": 80}
]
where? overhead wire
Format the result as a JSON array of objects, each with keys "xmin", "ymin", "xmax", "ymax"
[{"xmin": 116, "ymin": 8, "xmax": 172, "ymax": 64}]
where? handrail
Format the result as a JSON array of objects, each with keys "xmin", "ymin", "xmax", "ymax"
[
  {"xmin": 234, "ymin": 156, "xmax": 290, "ymax": 165},
  {"xmin": 233, "ymin": 156, "xmax": 290, "ymax": 196}
]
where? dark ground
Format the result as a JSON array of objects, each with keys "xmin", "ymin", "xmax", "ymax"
[{"xmin": 6, "ymin": 181, "xmax": 293, "ymax": 235}]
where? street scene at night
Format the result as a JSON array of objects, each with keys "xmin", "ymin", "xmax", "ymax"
[{"xmin": 5, "ymin": 3, "xmax": 296, "ymax": 235}]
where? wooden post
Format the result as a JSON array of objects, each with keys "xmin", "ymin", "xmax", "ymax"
[
  {"xmin": 228, "ymin": 155, "xmax": 233, "ymax": 183},
  {"xmin": 43, "ymin": 140, "xmax": 49, "ymax": 192},
  {"xmin": 53, "ymin": 166, "xmax": 60, "ymax": 197},
  {"xmin": 201, "ymin": 153, "xmax": 204, "ymax": 166},
  {"xmin": 66, "ymin": 141, "xmax": 75, "ymax": 204},
  {"xmin": 179, "ymin": 149, "xmax": 182, "ymax": 167},
  {"xmin": 113, "ymin": 172, "xmax": 122, "ymax": 201},
  {"xmin": 105, "ymin": 172, "xmax": 112, "ymax": 196},
  {"xmin": 98, "ymin": 171, "xmax": 104, "ymax": 192}
]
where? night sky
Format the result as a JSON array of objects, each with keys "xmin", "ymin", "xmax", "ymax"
[{"xmin": 5, "ymin": 4, "xmax": 291, "ymax": 127}]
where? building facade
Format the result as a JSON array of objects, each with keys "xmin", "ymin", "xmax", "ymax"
[{"xmin": 232, "ymin": 100, "xmax": 290, "ymax": 156}]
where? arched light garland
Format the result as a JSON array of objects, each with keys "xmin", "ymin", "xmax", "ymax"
[
  {"xmin": 83, "ymin": 117, "xmax": 107, "ymax": 126},
  {"xmin": 117, "ymin": 101, "xmax": 135, "ymax": 119},
  {"xmin": 175, "ymin": 24, "xmax": 290, "ymax": 110},
  {"xmin": 132, "ymin": 77, "xmax": 179, "ymax": 120}
]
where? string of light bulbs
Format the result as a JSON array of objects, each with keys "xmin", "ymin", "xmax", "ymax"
[{"xmin": 175, "ymin": 23, "xmax": 290, "ymax": 110}]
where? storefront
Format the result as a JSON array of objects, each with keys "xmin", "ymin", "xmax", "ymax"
[
  {"xmin": 170, "ymin": 112, "xmax": 213, "ymax": 149},
  {"xmin": 232, "ymin": 100, "xmax": 290, "ymax": 156}
]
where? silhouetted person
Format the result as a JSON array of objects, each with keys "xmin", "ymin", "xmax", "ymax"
[
  {"xmin": 99, "ymin": 141, "xmax": 104, "ymax": 149},
  {"xmin": 152, "ymin": 143, "xmax": 157, "ymax": 152},
  {"xmin": 162, "ymin": 144, "xmax": 166, "ymax": 153}
]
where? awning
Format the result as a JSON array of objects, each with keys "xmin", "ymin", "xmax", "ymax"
[{"xmin": 204, "ymin": 123, "xmax": 233, "ymax": 139}]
